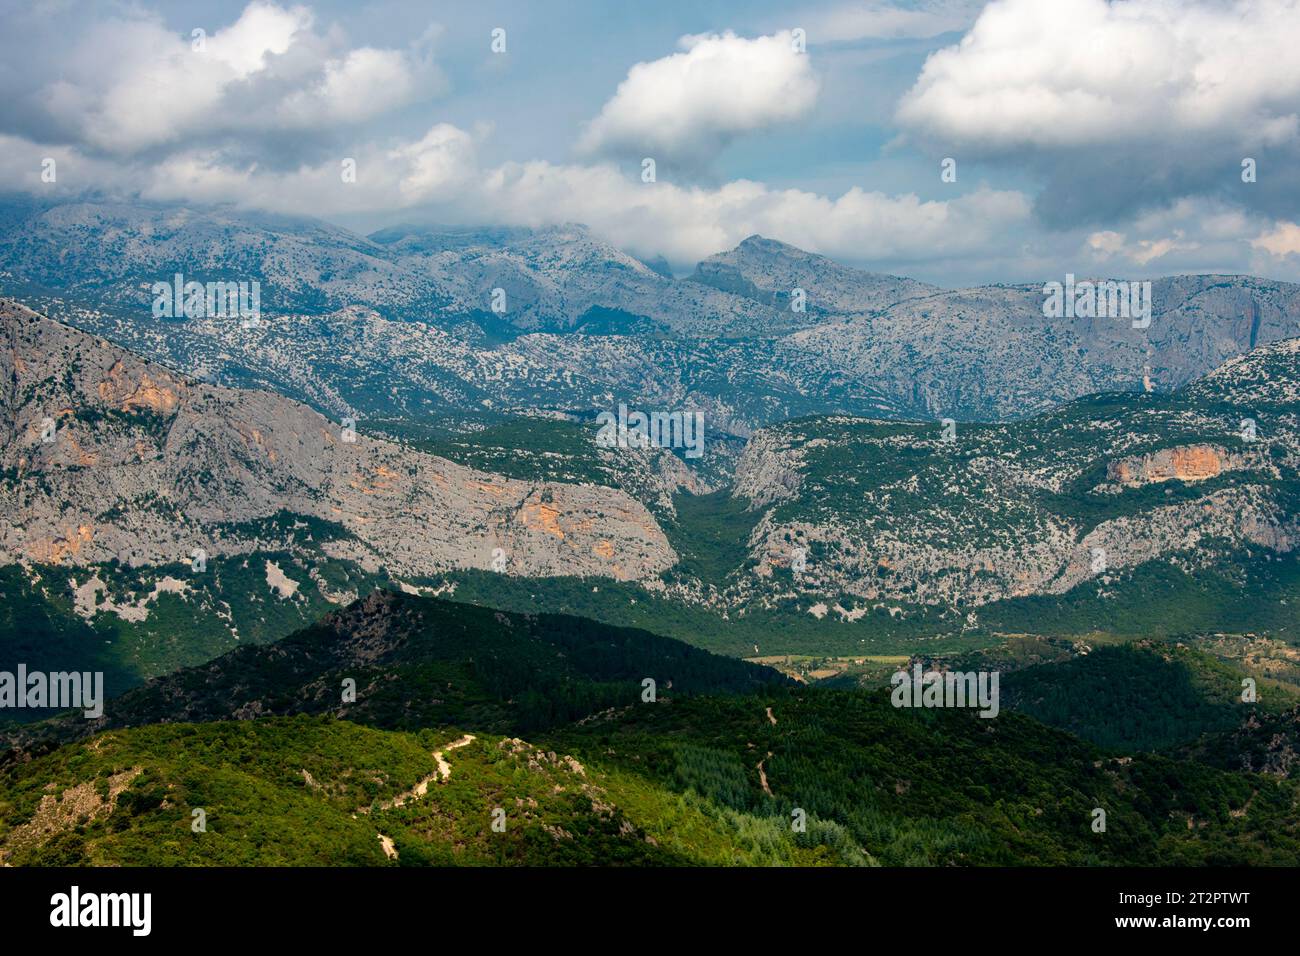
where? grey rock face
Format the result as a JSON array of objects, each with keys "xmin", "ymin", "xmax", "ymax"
[
  {"xmin": 0, "ymin": 300, "xmax": 676, "ymax": 582},
  {"xmin": 9, "ymin": 199, "xmax": 1300, "ymax": 441},
  {"xmin": 690, "ymin": 234, "xmax": 937, "ymax": 315},
  {"xmin": 787, "ymin": 275, "xmax": 1300, "ymax": 421},
  {"xmin": 727, "ymin": 338, "xmax": 1300, "ymax": 610}
]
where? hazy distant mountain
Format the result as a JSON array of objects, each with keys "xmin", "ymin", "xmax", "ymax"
[
  {"xmin": 6, "ymin": 197, "xmax": 1300, "ymax": 436},
  {"xmin": 690, "ymin": 234, "xmax": 937, "ymax": 314},
  {"xmin": 372, "ymin": 223, "xmax": 806, "ymax": 336},
  {"xmin": 791, "ymin": 274, "xmax": 1300, "ymax": 420},
  {"xmin": 0, "ymin": 197, "xmax": 452, "ymax": 318}
]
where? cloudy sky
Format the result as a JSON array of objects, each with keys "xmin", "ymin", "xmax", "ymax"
[{"xmin": 3, "ymin": 0, "xmax": 1300, "ymax": 286}]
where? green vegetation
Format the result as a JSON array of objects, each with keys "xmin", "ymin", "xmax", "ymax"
[
  {"xmin": 6, "ymin": 299, "xmax": 1300, "ymax": 866},
  {"xmin": 0, "ymin": 718, "xmax": 426, "ymax": 866},
  {"xmin": 4, "ymin": 591, "xmax": 787, "ymax": 749},
  {"xmin": 0, "ymin": 715, "xmax": 831, "ymax": 867},
  {"xmin": 423, "ymin": 569, "xmax": 996, "ymax": 658},
  {"xmin": 6, "ymin": 684, "xmax": 1299, "ymax": 866},
  {"xmin": 981, "ymin": 549, "xmax": 1300, "ymax": 642},
  {"xmin": 1001, "ymin": 642, "xmax": 1300, "ymax": 752},
  {"xmin": 4, "ymin": 592, "xmax": 1298, "ymax": 867},
  {"xmin": 0, "ymin": 548, "xmax": 390, "ymax": 721},
  {"xmin": 663, "ymin": 490, "xmax": 763, "ymax": 583},
  {"xmin": 548, "ymin": 688, "xmax": 1300, "ymax": 866}
]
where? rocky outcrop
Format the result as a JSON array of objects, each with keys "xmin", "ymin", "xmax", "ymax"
[
  {"xmin": 0, "ymin": 301, "xmax": 676, "ymax": 582},
  {"xmin": 728, "ymin": 339, "xmax": 1300, "ymax": 610},
  {"xmin": 747, "ymin": 482, "xmax": 1297, "ymax": 609},
  {"xmin": 1106, "ymin": 444, "xmax": 1252, "ymax": 487},
  {"xmin": 732, "ymin": 428, "xmax": 819, "ymax": 506}
]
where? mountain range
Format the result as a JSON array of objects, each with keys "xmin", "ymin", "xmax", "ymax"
[
  {"xmin": 6, "ymin": 197, "xmax": 1300, "ymax": 435},
  {"xmin": 3, "ymin": 196, "xmax": 1299, "ymax": 868}
]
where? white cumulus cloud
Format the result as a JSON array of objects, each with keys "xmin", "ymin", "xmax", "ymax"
[
  {"xmin": 129, "ymin": 122, "xmax": 1032, "ymax": 269},
  {"xmin": 577, "ymin": 31, "xmax": 820, "ymax": 167},
  {"xmin": 897, "ymin": 0, "xmax": 1300, "ymax": 151},
  {"xmin": 35, "ymin": 1, "xmax": 440, "ymax": 156}
]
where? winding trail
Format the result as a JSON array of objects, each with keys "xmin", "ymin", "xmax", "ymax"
[
  {"xmin": 757, "ymin": 751, "xmax": 774, "ymax": 797},
  {"xmin": 375, "ymin": 734, "xmax": 478, "ymax": 811},
  {"xmin": 432, "ymin": 734, "xmax": 476, "ymax": 783}
]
